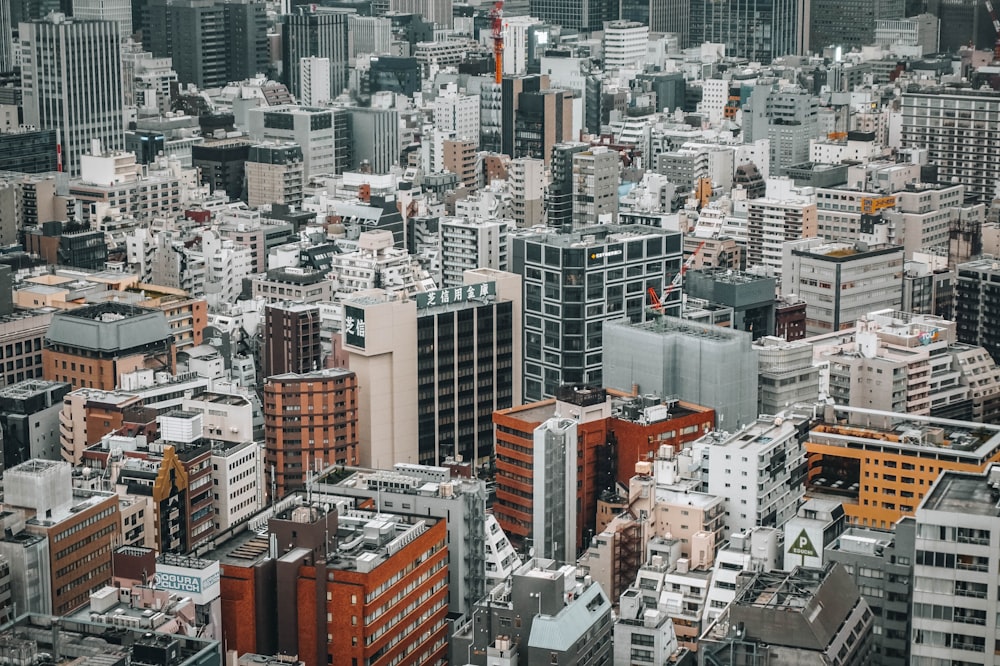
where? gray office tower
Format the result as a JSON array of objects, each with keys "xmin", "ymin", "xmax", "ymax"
[
  {"xmin": 20, "ymin": 14, "xmax": 124, "ymax": 177},
  {"xmin": 824, "ymin": 519, "xmax": 915, "ymax": 666},
  {"xmin": 510, "ymin": 225, "xmax": 682, "ymax": 401},
  {"xmin": 690, "ymin": 0, "xmax": 807, "ymax": 62},
  {"xmin": 621, "ymin": 0, "xmax": 689, "ymax": 36},
  {"xmin": 282, "ymin": 7, "xmax": 351, "ymax": 102},
  {"xmin": 146, "ymin": 0, "xmax": 268, "ymax": 88},
  {"xmin": 529, "ymin": 0, "xmax": 615, "ymax": 32},
  {"xmin": 603, "ymin": 316, "xmax": 759, "ymax": 429},
  {"xmin": 0, "ymin": 4, "xmax": 12, "ymax": 72},
  {"xmin": 810, "ymin": 0, "xmax": 904, "ymax": 51},
  {"xmin": 930, "ymin": 0, "xmax": 998, "ymax": 52}
]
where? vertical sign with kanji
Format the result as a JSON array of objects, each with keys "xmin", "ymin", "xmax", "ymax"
[{"xmin": 344, "ymin": 305, "xmax": 367, "ymax": 349}]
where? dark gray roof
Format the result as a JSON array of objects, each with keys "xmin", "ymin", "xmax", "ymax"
[{"xmin": 46, "ymin": 302, "xmax": 172, "ymax": 352}]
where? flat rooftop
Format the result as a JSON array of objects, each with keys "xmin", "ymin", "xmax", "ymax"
[
  {"xmin": 809, "ymin": 406, "xmax": 1000, "ymax": 458},
  {"xmin": 922, "ymin": 468, "xmax": 1000, "ymax": 517}
]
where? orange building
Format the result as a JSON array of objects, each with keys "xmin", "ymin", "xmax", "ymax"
[
  {"xmin": 263, "ymin": 368, "xmax": 359, "ymax": 498},
  {"xmin": 806, "ymin": 405, "xmax": 1000, "ymax": 528},
  {"xmin": 43, "ymin": 302, "xmax": 175, "ymax": 390},
  {"xmin": 494, "ymin": 386, "xmax": 714, "ymax": 554},
  {"xmin": 213, "ymin": 501, "xmax": 448, "ymax": 666}
]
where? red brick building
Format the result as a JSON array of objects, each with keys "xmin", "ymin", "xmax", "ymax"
[
  {"xmin": 263, "ymin": 368, "xmax": 359, "ymax": 498},
  {"xmin": 213, "ymin": 501, "xmax": 448, "ymax": 666},
  {"xmin": 494, "ymin": 386, "xmax": 714, "ymax": 555}
]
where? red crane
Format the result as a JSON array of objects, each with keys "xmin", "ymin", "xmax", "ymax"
[
  {"xmin": 490, "ymin": 1, "xmax": 504, "ymax": 84},
  {"xmin": 648, "ymin": 241, "xmax": 706, "ymax": 312}
]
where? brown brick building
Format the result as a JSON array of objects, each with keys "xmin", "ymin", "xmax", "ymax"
[
  {"xmin": 43, "ymin": 302, "xmax": 175, "ymax": 390},
  {"xmin": 263, "ymin": 368, "xmax": 359, "ymax": 498},
  {"xmin": 263, "ymin": 301, "xmax": 321, "ymax": 377},
  {"xmin": 3, "ymin": 459, "xmax": 120, "ymax": 615}
]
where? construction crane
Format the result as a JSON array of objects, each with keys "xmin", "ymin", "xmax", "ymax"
[
  {"xmin": 647, "ymin": 240, "xmax": 706, "ymax": 312},
  {"xmin": 490, "ymin": 0, "xmax": 504, "ymax": 84},
  {"xmin": 987, "ymin": 0, "xmax": 1000, "ymax": 61}
]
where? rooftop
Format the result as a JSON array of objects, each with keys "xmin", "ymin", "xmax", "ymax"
[
  {"xmin": 809, "ymin": 406, "xmax": 1000, "ymax": 459},
  {"xmin": 921, "ymin": 466, "xmax": 1000, "ymax": 517},
  {"xmin": 0, "ymin": 614, "xmax": 219, "ymax": 666},
  {"xmin": 46, "ymin": 302, "xmax": 172, "ymax": 352}
]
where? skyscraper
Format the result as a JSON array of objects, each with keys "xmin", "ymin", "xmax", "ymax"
[
  {"xmin": 690, "ymin": 0, "xmax": 807, "ymax": 62},
  {"xmin": 281, "ymin": 7, "xmax": 351, "ymax": 102},
  {"xmin": 20, "ymin": 14, "xmax": 124, "ymax": 176},
  {"xmin": 146, "ymin": 0, "xmax": 267, "ymax": 88},
  {"xmin": 71, "ymin": 0, "xmax": 133, "ymax": 37},
  {"xmin": 0, "ymin": 3, "xmax": 13, "ymax": 72},
  {"xmin": 810, "ymin": 0, "xmax": 904, "ymax": 51},
  {"xmin": 223, "ymin": 0, "xmax": 269, "ymax": 81},
  {"xmin": 146, "ymin": 0, "xmax": 225, "ymax": 88},
  {"xmin": 529, "ymin": 0, "xmax": 615, "ymax": 33},
  {"xmin": 511, "ymin": 224, "xmax": 682, "ymax": 401}
]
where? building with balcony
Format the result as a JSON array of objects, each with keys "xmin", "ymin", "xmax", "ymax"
[
  {"xmin": 263, "ymin": 368, "xmax": 358, "ymax": 498},
  {"xmin": 910, "ymin": 466, "xmax": 1000, "ymax": 664},
  {"xmin": 805, "ymin": 405, "xmax": 1000, "ymax": 529}
]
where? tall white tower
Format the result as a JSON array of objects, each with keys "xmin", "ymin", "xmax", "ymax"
[{"xmin": 20, "ymin": 15, "xmax": 124, "ymax": 176}]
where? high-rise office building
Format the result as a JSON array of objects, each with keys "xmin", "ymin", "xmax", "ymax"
[
  {"xmin": 439, "ymin": 217, "xmax": 511, "ymax": 288},
  {"xmin": 281, "ymin": 7, "xmax": 351, "ymax": 102},
  {"xmin": 690, "ymin": 0, "xmax": 807, "ymax": 63},
  {"xmin": 511, "ymin": 225, "xmax": 683, "ymax": 401},
  {"xmin": 572, "ymin": 147, "xmax": 619, "ymax": 227},
  {"xmin": 547, "ymin": 142, "xmax": 589, "ymax": 230},
  {"xmin": 71, "ymin": 0, "xmax": 132, "ymax": 37},
  {"xmin": 0, "ymin": 4, "xmax": 12, "ymax": 73},
  {"xmin": 247, "ymin": 105, "xmax": 349, "ymax": 178},
  {"xmin": 342, "ymin": 269, "xmax": 521, "ymax": 468},
  {"xmin": 931, "ymin": 0, "xmax": 997, "ymax": 52},
  {"xmin": 263, "ymin": 301, "xmax": 321, "ymax": 377},
  {"xmin": 513, "ymin": 88, "xmax": 575, "ymax": 163},
  {"xmin": 955, "ymin": 258, "xmax": 1000, "ymax": 365},
  {"xmin": 299, "ymin": 56, "xmax": 331, "ymax": 106},
  {"xmin": 389, "ymin": 0, "xmax": 453, "ymax": 28},
  {"xmin": 910, "ymin": 465, "xmax": 1000, "ymax": 665},
  {"xmin": 263, "ymin": 368, "xmax": 358, "ymax": 497},
  {"xmin": 901, "ymin": 88, "xmax": 1000, "ymax": 204},
  {"xmin": 603, "ymin": 20, "xmax": 648, "ymax": 71},
  {"xmin": 224, "ymin": 0, "xmax": 268, "ymax": 81},
  {"xmin": 146, "ymin": 0, "xmax": 267, "ymax": 88},
  {"xmin": 245, "ymin": 143, "xmax": 304, "ymax": 209},
  {"xmin": 810, "ymin": 0, "xmax": 904, "ymax": 51},
  {"xmin": 783, "ymin": 239, "xmax": 904, "ymax": 335},
  {"xmin": 529, "ymin": 0, "xmax": 615, "ymax": 32},
  {"xmin": 147, "ymin": 0, "xmax": 225, "ymax": 88},
  {"xmin": 20, "ymin": 14, "xmax": 124, "ymax": 177},
  {"xmin": 621, "ymin": 0, "xmax": 688, "ymax": 38}
]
